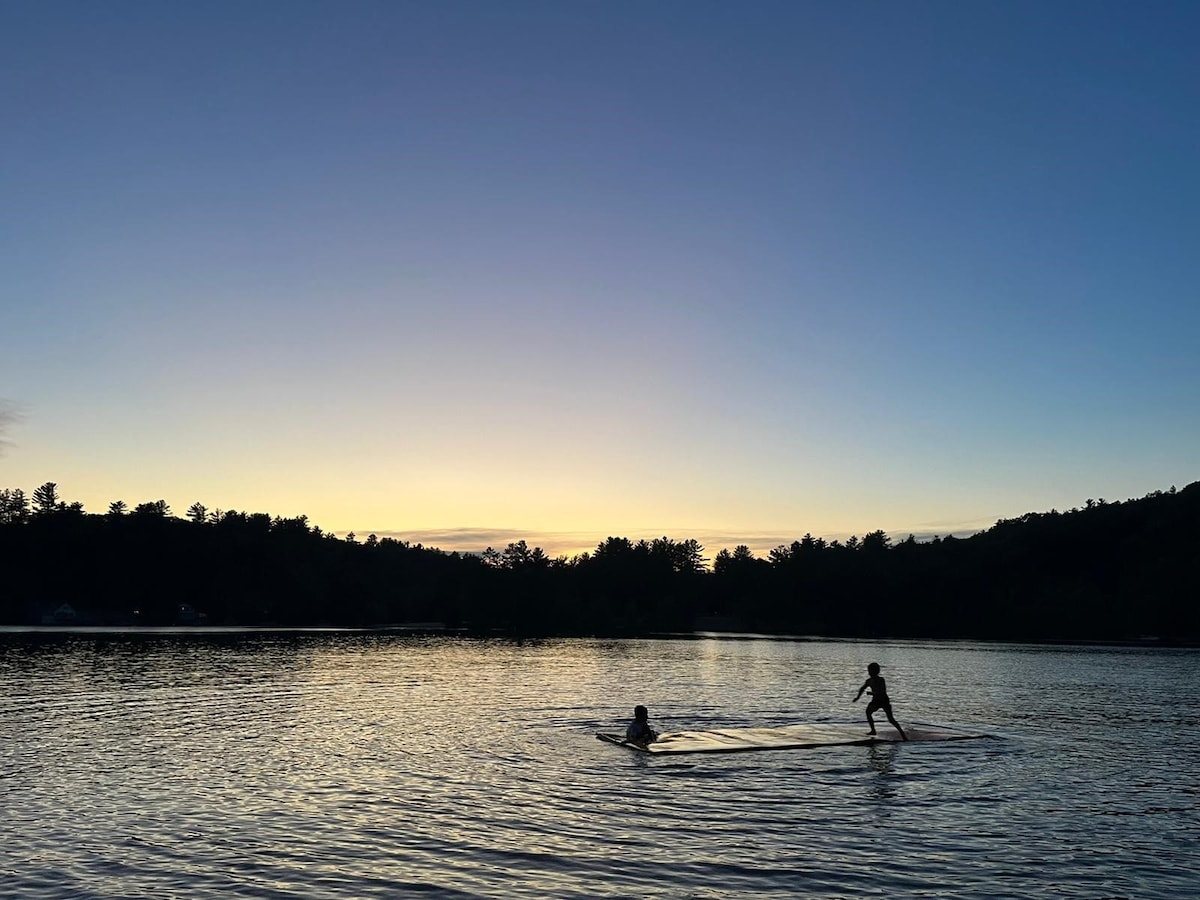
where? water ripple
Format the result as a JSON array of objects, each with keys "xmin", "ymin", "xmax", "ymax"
[{"xmin": 1, "ymin": 633, "xmax": 1197, "ymax": 897}]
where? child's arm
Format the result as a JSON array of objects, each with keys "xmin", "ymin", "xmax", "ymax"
[{"xmin": 853, "ymin": 679, "xmax": 869, "ymax": 701}]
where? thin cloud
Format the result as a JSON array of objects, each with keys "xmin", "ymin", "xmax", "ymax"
[
  {"xmin": 351, "ymin": 526, "xmax": 980, "ymax": 560},
  {"xmin": 360, "ymin": 528, "xmax": 604, "ymax": 556},
  {"xmin": 905, "ymin": 516, "xmax": 995, "ymax": 538},
  {"xmin": 0, "ymin": 400, "xmax": 20, "ymax": 456}
]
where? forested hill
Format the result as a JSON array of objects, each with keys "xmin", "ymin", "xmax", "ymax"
[{"xmin": 0, "ymin": 481, "xmax": 1196, "ymax": 642}]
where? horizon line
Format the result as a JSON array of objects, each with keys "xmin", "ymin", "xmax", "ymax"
[{"xmin": 345, "ymin": 523, "xmax": 993, "ymax": 558}]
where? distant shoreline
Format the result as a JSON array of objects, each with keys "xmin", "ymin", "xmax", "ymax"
[
  {"xmin": 2, "ymin": 625, "xmax": 1194, "ymax": 650},
  {"xmin": 4, "ymin": 480, "xmax": 1197, "ymax": 643}
]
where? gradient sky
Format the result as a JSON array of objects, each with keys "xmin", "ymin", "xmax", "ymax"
[{"xmin": 2, "ymin": 1, "xmax": 1197, "ymax": 558}]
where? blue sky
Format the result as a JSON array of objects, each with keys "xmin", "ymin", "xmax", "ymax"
[{"xmin": 2, "ymin": 1, "xmax": 1197, "ymax": 557}]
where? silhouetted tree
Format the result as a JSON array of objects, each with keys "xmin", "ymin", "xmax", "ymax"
[
  {"xmin": 502, "ymin": 540, "xmax": 533, "ymax": 568},
  {"xmin": 32, "ymin": 482, "xmax": 60, "ymax": 515},
  {"xmin": 674, "ymin": 538, "xmax": 706, "ymax": 574},
  {"xmin": 861, "ymin": 530, "xmax": 891, "ymax": 552},
  {"xmin": 0, "ymin": 489, "xmax": 29, "ymax": 525},
  {"xmin": 132, "ymin": 500, "xmax": 171, "ymax": 517}
]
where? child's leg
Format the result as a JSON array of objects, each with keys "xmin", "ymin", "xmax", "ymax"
[
  {"xmin": 865, "ymin": 702, "xmax": 877, "ymax": 734},
  {"xmin": 884, "ymin": 707, "xmax": 907, "ymax": 740}
]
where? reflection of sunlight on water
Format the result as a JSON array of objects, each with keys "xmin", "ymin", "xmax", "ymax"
[
  {"xmin": 0, "ymin": 634, "xmax": 1196, "ymax": 898},
  {"xmin": 866, "ymin": 742, "xmax": 899, "ymax": 810}
]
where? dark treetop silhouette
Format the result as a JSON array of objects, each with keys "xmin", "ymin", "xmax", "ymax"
[{"xmin": 1, "ymin": 481, "xmax": 1197, "ymax": 642}]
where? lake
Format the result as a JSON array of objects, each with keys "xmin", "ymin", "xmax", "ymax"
[{"xmin": 1, "ymin": 631, "xmax": 1196, "ymax": 898}]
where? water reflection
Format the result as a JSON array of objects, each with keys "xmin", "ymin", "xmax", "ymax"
[{"xmin": 865, "ymin": 742, "xmax": 900, "ymax": 807}]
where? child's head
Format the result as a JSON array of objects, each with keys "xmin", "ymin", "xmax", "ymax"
[
  {"xmin": 867, "ymin": 662, "xmax": 881, "ymax": 675},
  {"xmin": 633, "ymin": 704, "xmax": 649, "ymax": 722}
]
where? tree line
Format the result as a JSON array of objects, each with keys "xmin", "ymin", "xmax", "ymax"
[{"xmin": 0, "ymin": 480, "xmax": 1196, "ymax": 642}]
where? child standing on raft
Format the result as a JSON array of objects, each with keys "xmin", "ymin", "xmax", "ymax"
[{"xmin": 853, "ymin": 663, "xmax": 907, "ymax": 740}]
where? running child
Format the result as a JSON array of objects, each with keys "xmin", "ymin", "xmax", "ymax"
[{"xmin": 852, "ymin": 663, "xmax": 907, "ymax": 740}]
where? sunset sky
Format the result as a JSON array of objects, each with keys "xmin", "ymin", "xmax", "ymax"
[{"xmin": 2, "ymin": 2, "xmax": 1197, "ymax": 558}]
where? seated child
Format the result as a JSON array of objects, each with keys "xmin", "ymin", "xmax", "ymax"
[{"xmin": 625, "ymin": 704, "xmax": 658, "ymax": 744}]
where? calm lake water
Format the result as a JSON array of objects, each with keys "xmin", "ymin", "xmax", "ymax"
[{"xmin": 1, "ymin": 631, "xmax": 1196, "ymax": 898}]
